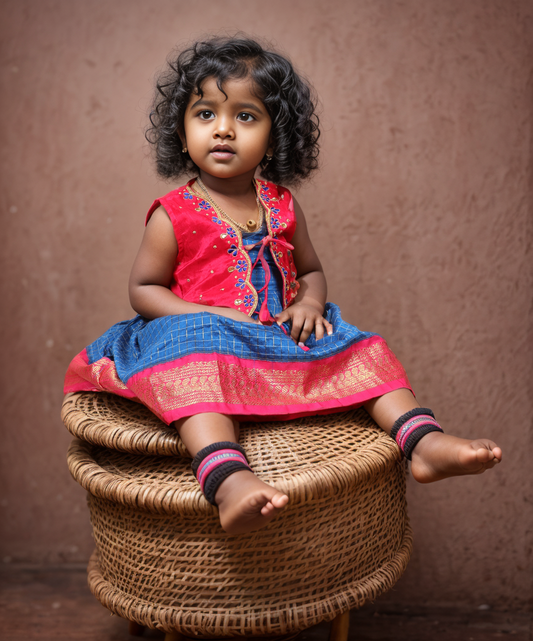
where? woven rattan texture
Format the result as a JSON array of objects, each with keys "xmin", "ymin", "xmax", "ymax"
[
  {"xmin": 62, "ymin": 393, "xmax": 401, "ymax": 483},
  {"xmin": 62, "ymin": 393, "xmax": 189, "ymax": 457},
  {"xmin": 68, "ymin": 439, "xmax": 411, "ymax": 637},
  {"xmin": 67, "ymin": 402, "xmax": 401, "ymax": 514},
  {"xmin": 64, "ymin": 393, "xmax": 411, "ymax": 637}
]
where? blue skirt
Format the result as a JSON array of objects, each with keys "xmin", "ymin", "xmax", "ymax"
[{"xmin": 65, "ymin": 303, "xmax": 411, "ymax": 425}]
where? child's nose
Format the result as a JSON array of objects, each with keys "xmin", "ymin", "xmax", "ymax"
[{"xmin": 213, "ymin": 116, "xmax": 235, "ymax": 139}]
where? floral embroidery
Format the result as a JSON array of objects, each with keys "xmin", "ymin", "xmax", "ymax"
[{"xmin": 166, "ymin": 182, "xmax": 296, "ymax": 315}]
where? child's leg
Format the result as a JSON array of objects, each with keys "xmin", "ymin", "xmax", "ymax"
[
  {"xmin": 175, "ymin": 412, "xmax": 289, "ymax": 534},
  {"xmin": 364, "ymin": 389, "xmax": 502, "ymax": 483}
]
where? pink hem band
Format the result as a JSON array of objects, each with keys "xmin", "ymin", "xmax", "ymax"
[{"xmin": 157, "ymin": 378, "xmax": 412, "ymax": 425}]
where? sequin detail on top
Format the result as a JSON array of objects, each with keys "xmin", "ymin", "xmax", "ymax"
[{"xmin": 144, "ymin": 179, "xmax": 299, "ymax": 316}]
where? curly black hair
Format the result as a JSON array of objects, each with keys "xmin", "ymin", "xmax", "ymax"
[{"xmin": 146, "ymin": 36, "xmax": 320, "ymax": 186}]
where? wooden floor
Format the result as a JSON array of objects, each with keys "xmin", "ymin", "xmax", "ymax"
[{"xmin": 0, "ymin": 567, "xmax": 530, "ymax": 641}]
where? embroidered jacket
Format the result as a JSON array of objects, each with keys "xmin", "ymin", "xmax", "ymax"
[{"xmin": 146, "ymin": 178, "xmax": 300, "ymax": 317}]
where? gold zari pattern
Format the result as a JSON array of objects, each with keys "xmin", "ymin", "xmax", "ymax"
[{"xmin": 128, "ymin": 341, "xmax": 406, "ymax": 417}]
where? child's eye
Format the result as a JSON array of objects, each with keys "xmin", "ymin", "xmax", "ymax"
[
  {"xmin": 237, "ymin": 112, "xmax": 255, "ymax": 122},
  {"xmin": 198, "ymin": 110, "xmax": 214, "ymax": 120}
]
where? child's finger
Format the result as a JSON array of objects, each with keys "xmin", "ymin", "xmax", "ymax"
[
  {"xmin": 315, "ymin": 318, "xmax": 333, "ymax": 341},
  {"xmin": 314, "ymin": 320, "xmax": 325, "ymax": 341},
  {"xmin": 290, "ymin": 314, "xmax": 307, "ymax": 342},
  {"xmin": 323, "ymin": 319, "xmax": 333, "ymax": 336},
  {"xmin": 291, "ymin": 321, "xmax": 303, "ymax": 342},
  {"xmin": 299, "ymin": 317, "xmax": 316, "ymax": 344}
]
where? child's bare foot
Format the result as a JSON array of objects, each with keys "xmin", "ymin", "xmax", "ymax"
[
  {"xmin": 410, "ymin": 432, "xmax": 502, "ymax": 483},
  {"xmin": 214, "ymin": 470, "xmax": 289, "ymax": 535}
]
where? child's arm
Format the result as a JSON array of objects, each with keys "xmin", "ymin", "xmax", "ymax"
[
  {"xmin": 274, "ymin": 197, "xmax": 333, "ymax": 344},
  {"xmin": 129, "ymin": 207, "xmax": 259, "ymax": 324}
]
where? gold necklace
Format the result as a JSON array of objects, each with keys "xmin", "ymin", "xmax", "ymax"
[{"xmin": 194, "ymin": 178, "xmax": 264, "ymax": 232}]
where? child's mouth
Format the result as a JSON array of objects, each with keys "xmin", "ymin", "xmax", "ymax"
[
  {"xmin": 211, "ymin": 146, "xmax": 235, "ymax": 160},
  {"xmin": 211, "ymin": 151, "xmax": 235, "ymax": 159}
]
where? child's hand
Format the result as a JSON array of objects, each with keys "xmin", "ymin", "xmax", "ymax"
[{"xmin": 275, "ymin": 303, "xmax": 333, "ymax": 345}]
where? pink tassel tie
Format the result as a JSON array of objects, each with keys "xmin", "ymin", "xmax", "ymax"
[{"xmin": 244, "ymin": 235, "xmax": 309, "ymax": 351}]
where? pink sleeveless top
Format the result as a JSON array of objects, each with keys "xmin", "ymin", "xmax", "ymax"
[{"xmin": 146, "ymin": 178, "xmax": 300, "ymax": 318}]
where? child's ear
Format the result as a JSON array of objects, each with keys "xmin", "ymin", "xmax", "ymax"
[
  {"xmin": 266, "ymin": 132, "xmax": 274, "ymax": 158},
  {"xmin": 178, "ymin": 131, "xmax": 188, "ymax": 154}
]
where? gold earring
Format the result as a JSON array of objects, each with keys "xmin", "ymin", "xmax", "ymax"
[
  {"xmin": 266, "ymin": 153, "xmax": 273, "ymax": 162},
  {"xmin": 182, "ymin": 146, "xmax": 188, "ymax": 153}
]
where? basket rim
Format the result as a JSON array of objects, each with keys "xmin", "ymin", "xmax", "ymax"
[
  {"xmin": 61, "ymin": 393, "xmax": 401, "ymax": 465},
  {"xmin": 61, "ymin": 392, "xmax": 189, "ymax": 457},
  {"xmin": 67, "ymin": 434, "xmax": 401, "ymax": 516},
  {"xmin": 87, "ymin": 529, "xmax": 412, "ymax": 637}
]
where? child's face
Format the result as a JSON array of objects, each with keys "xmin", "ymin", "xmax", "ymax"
[{"xmin": 182, "ymin": 76, "xmax": 272, "ymax": 182}]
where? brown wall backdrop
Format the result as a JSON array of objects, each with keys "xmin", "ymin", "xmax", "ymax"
[{"xmin": 1, "ymin": 0, "xmax": 532, "ymax": 611}]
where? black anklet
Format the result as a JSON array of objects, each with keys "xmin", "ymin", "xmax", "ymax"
[
  {"xmin": 191, "ymin": 441, "xmax": 252, "ymax": 505},
  {"xmin": 390, "ymin": 408, "xmax": 443, "ymax": 460}
]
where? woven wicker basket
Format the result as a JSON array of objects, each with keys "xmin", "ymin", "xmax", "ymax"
[{"xmin": 63, "ymin": 393, "xmax": 412, "ymax": 639}]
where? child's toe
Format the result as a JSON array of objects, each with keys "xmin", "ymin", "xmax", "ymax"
[
  {"xmin": 469, "ymin": 439, "xmax": 498, "ymax": 460},
  {"xmin": 474, "ymin": 447, "xmax": 493, "ymax": 464},
  {"xmin": 272, "ymin": 492, "xmax": 289, "ymax": 509},
  {"xmin": 261, "ymin": 501, "xmax": 274, "ymax": 516}
]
